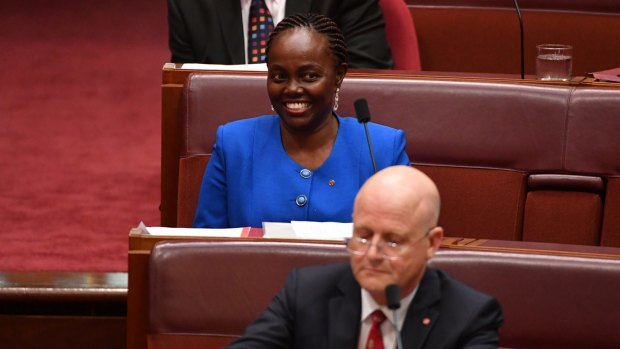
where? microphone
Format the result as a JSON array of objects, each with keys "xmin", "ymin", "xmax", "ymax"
[
  {"xmin": 513, "ymin": 0, "xmax": 525, "ymax": 79},
  {"xmin": 385, "ymin": 284, "xmax": 403, "ymax": 349},
  {"xmin": 354, "ymin": 98, "xmax": 378, "ymax": 174}
]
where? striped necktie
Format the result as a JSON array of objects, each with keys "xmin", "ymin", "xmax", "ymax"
[{"xmin": 248, "ymin": 0, "xmax": 274, "ymax": 63}]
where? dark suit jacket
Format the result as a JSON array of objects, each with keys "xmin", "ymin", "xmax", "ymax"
[
  {"xmin": 168, "ymin": 0, "xmax": 393, "ymax": 69},
  {"xmin": 225, "ymin": 263, "xmax": 504, "ymax": 349}
]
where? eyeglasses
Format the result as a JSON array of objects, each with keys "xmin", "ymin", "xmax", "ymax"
[{"xmin": 346, "ymin": 229, "xmax": 432, "ymax": 260}]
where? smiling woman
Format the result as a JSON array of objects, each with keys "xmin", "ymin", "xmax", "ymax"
[{"xmin": 192, "ymin": 13, "xmax": 410, "ymax": 229}]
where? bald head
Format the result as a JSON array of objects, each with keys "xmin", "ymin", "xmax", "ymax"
[
  {"xmin": 354, "ymin": 166, "xmax": 441, "ymax": 231},
  {"xmin": 350, "ymin": 166, "xmax": 444, "ymax": 301}
]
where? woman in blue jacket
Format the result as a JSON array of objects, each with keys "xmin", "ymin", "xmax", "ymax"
[{"xmin": 193, "ymin": 13, "xmax": 409, "ymax": 228}]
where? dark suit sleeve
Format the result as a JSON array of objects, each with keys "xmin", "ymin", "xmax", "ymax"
[
  {"xmin": 459, "ymin": 297, "xmax": 504, "ymax": 349},
  {"xmin": 168, "ymin": 0, "xmax": 196, "ymax": 63},
  {"xmin": 335, "ymin": 0, "xmax": 393, "ymax": 69},
  {"xmin": 224, "ymin": 269, "xmax": 298, "ymax": 349}
]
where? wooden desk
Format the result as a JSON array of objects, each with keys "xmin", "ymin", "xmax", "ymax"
[
  {"xmin": 0, "ymin": 271, "xmax": 126, "ymax": 349},
  {"xmin": 406, "ymin": 0, "xmax": 620, "ymax": 75}
]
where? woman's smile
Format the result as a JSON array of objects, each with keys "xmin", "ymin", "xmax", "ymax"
[{"xmin": 284, "ymin": 101, "xmax": 311, "ymax": 112}]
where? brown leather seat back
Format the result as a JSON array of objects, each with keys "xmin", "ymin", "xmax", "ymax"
[
  {"xmin": 177, "ymin": 72, "xmax": 620, "ymax": 246},
  {"xmin": 148, "ymin": 241, "xmax": 348, "ymax": 348},
  {"xmin": 430, "ymin": 249, "xmax": 620, "ymax": 349},
  {"xmin": 177, "ymin": 73, "xmax": 270, "ymax": 227},
  {"xmin": 566, "ymin": 87, "xmax": 620, "ymax": 246},
  {"xmin": 338, "ymin": 78, "xmax": 569, "ymax": 241},
  {"xmin": 148, "ymin": 241, "xmax": 620, "ymax": 349}
]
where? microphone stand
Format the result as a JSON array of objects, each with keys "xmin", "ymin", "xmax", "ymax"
[
  {"xmin": 513, "ymin": 0, "xmax": 525, "ymax": 79},
  {"xmin": 392, "ymin": 310, "xmax": 403, "ymax": 349},
  {"xmin": 354, "ymin": 98, "xmax": 378, "ymax": 174},
  {"xmin": 362, "ymin": 123, "xmax": 378, "ymax": 174},
  {"xmin": 385, "ymin": 284, "xmax": 403, "ymax": 349}
]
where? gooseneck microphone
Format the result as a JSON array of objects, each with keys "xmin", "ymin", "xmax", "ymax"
[
  {"xmin": 354, "ymin": 98, "xmax": 378, "ymax": 174},
  {"xmin": 513, "ymin": 0, "xmax": 525, "ymax": 79},
  {"xmin": 385, "ymin": 284, "xmax": 403, "ymax": 349}
]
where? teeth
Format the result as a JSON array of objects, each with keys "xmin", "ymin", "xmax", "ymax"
[{"xmin": 286, "ymin": 102, "xmax": 310, "ymax": 110}]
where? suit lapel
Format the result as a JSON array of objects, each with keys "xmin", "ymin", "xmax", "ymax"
[
  {"xmin": 285, "ymin": 0, "xmax": 312, "ymax": 15},
  {"xmin": 214, "ymin": 0, "xmax": 245, "ymax": 64},
  {"xmin": 328, "ymin": 270, "xmax": 362, "ymax": 349},
  {"xmin": 402, "ymin": 269, "xmax": 441, "ymax": 349}
]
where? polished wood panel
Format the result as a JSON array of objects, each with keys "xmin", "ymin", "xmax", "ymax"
[
  {"xmin": 407, "ymin": 0, "xmax": 620, "ymax": 75},
  {"xmin": 0, "ymin": 272, "xmax": 127, "ymax": 349}
]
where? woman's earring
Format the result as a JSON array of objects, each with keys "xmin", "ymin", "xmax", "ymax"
[
  {"xmin": 333, "ymin": 88, "xmax": 340, "ymax": 111},
  {"xmin": 271, "ymin": 105, "xmax": 275, "ymax": 112}
]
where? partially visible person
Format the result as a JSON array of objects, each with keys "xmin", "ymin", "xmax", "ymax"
[
  {"xmin": 193, "ymin": 13, "xmax": 408, "ymax": 228},
  {"xmin": 224, "ymin": 165, "xmax": 504, "ymax": 349},
  {"xmin": 168, "ymin": 0, "xmax": 393, "ymax": 69}
]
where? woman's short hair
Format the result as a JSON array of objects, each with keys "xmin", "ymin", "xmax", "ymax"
[{"xmin": 266, "ymin": 13, "xmax": 348, "ymax": 66}]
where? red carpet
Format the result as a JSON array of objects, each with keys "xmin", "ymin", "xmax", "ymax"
[{"xmin": 0, "ymin": 0, "xmax": 168, "ymax": 271}]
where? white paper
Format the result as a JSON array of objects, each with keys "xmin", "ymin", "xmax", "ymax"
[
  {"xmin": 262, "ymin": 222, "xmax": 297, "ymax": 238},
  {"xmin": 180, "ymin": 63, "xmax": 267, "ymax": 71},
  {"xmin": 262, "ymin": 221, "xmax": 352, "ymax": 241},
  {"xmin": 291, "ymin": 221, "xmax": 353, "ymax": 241},
  {"xmin": 144, "ymin": 226, "xmax": 245, "ymax": 237}
]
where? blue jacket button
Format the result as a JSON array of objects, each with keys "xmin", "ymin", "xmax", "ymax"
[{"xmin": 296, "ymin": 194, "xmax": 308, "ymax": 207}]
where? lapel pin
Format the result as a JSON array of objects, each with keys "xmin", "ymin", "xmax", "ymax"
[
  {"xmin": 328, "ymin": 179, "xmax": 335, "ymax": 186},
  {"xmin": 422, "ymin": 318, "xmax": 431, "ymax": 326}
]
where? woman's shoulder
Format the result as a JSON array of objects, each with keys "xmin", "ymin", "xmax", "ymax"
[
  {"xmin": 338, "ymin": 115, "xmax": 403, "ymax": 135},
  {"xmin": 221, "ymin": 114, "xmax": 278, "ymax": 130}
]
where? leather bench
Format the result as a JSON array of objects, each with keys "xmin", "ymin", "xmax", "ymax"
[
  {"xmin": 175, "ymin": 72, "xmax": 620, "ymax": 246},
  {"xmin": 147, "ymin": 240, "xmax": 620, "ymax": 349}
]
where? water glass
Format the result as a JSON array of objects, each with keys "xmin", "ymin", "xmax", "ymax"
[{"xmin": 536, "ymin": 44, "xmax": 573, "ymax": 81}]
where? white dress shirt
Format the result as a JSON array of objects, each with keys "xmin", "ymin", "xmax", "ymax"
[
  {"xmin": 241, "ymin": 0, "xmax": 286, "ymax": 63},
  {"xmin": 358, "ymin": 287, "xmax": 418, "ymax": 349}
]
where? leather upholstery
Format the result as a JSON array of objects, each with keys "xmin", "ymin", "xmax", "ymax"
[
  {"xmin": 147, "ymin": 241, "xmax": 620, "ymax": 349},
  {"xmin": 379, "ymin": 0, "xmax": 421, "ymax": 70},
  {"xmin": 178, "ymin": 72, "xmax": 620, "ymax": 246}
]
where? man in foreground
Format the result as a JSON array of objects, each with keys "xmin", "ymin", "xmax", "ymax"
[{"xmin": 225, "ymin": 165, "xmax": 504, "ymax": 348}]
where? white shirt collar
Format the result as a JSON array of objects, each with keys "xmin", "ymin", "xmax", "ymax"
[{"xmin": 360, "ymin": 286, "xmax": 418, "ymax": 330}]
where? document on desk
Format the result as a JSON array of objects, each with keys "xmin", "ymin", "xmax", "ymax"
[
  {"xmin": 180, "ymin": 63, "xmax": 267, "ymax": 71},
  {"xmin": 591, "ymin": 67, "xmax": 620, "ymax": 82},
  {"xmin": 138, "ymin": 222, "xmax": 251, "ymax": 237},
  {"xmin": 262, "ymin": 221, "xmax": 353, "ymax": 241}
]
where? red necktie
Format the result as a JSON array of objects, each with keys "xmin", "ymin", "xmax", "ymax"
[
  {"xmin": 365, "ymin": 309, "xmax": 386, "ymax": 349},
  {"xmin": 248, "ymin": 0, "xmax": 274, "ymax": 63}
]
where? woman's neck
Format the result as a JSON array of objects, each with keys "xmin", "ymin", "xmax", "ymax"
[{"xmin": 280, "ymin": 114, "xmax": 339, "ymax": 170}]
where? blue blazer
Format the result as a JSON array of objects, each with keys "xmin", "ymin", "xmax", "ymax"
[
  {"xmin": 225, "ymin": 264, "xmax": 503, "ymax": 349},
  {"xmin": 193, "ymin": 115, "xmax": 410, "ymax": 228}
]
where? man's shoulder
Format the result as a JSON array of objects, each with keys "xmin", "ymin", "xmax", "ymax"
[
  {"xmin": 289, "ymin": 263, "xmax": 356, "ymax": 299},
  {"xmin": 292, "ymin": 262, "xmax": 353, "ymax": 288}
]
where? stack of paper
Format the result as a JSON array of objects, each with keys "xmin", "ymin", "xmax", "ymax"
[
  {"xmin": 262, "ymin": 221, "xmax": 353, "ymax": 241},
  {"xmin": 137, "ymin": 222, "xmax": 250, "ymax": 237}
]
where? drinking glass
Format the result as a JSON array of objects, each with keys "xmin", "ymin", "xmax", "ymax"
[{"xmin": 536, "ymin": 44, "xmax": 573, "ymax": 81}]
